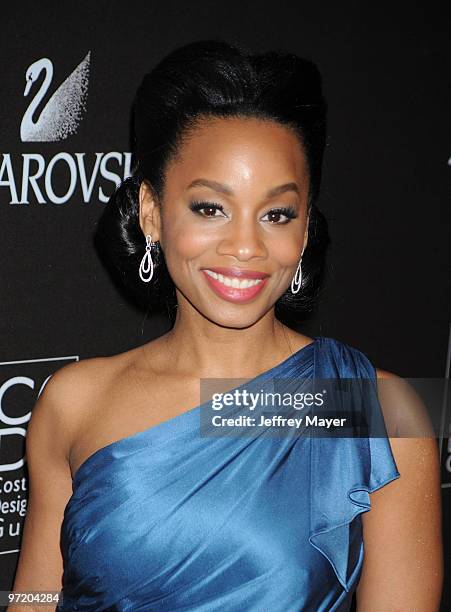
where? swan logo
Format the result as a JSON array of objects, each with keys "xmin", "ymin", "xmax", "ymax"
[
  {"xmin": 0, "ymin": 51, "xmax": 131, "ymax": 205},
  {"xmin": 20, "ymin": 51, "xmax": 91, "ymax": 142}
]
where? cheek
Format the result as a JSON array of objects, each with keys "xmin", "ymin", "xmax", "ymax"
[
  {"xmin": 162, "ymin": 220, "xmax": 214, "ymax": 267},
  {"xmin": 267, "ymin": 233, "xmax": 302, "ymax": 268}
]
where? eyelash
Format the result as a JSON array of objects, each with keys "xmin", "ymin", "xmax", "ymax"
[{"xmin": 188, "ymin": 201, "xmax": 298, "ymax": 224}]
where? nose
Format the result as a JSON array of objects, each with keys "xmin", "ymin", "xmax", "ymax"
[{"xmin": 216, "ymin": 216, "xmax": 268, "ymax": 261}]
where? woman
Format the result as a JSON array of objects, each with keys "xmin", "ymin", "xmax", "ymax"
[{"xmin": 11, "ymin": 40, "xmax": 443, "ymax": 611}]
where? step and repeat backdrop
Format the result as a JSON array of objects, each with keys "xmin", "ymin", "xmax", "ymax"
[{"xmin": 1, "ymin": 1, "xmax": 449, "ymax": 609}]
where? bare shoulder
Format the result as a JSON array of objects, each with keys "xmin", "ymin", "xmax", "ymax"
[
  {"xmin": 372, "ymin": 367, "xmax": 439, "ymax": 482},
  {"xmin": 374, "ymin": 367, "xmax": 435, "ymax": 437},
  {"xmin": 372, "ymin": 366, "xmax": 438, "ymax": 498},
  {"xmin": 31, "ymin": 348, "xmax": 140, "ymax": 459}
]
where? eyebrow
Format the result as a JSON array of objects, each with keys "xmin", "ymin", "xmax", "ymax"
[{"xmin": 187, "ymin": 178, "xmax": 300, "ymax": 198}]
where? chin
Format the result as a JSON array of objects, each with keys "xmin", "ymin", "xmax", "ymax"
[
  {"xmin": 178, "ymin": 284, "xmax": 273, "ymax": 328},
  {"xmin": 203, "ymin": 304, "xmax": 270, "ymax": 330}
]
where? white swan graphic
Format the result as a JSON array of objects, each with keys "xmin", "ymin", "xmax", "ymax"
[{"xmin": 20, "ymin": 51, "xmax": 91, "ymax": 142}]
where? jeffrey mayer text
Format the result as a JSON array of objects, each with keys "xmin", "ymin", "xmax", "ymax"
[{"xmin": 211, "ymin": 414, "xmax": 347, "ymax": 428}]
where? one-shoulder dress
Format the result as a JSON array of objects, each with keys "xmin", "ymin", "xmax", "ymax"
[{"xmin": 57, "ymin": 336, "xmax": 400, "ymax": 611}]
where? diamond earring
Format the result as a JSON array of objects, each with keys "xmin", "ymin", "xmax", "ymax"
[
  {"xmin": 291, "ymin": 256, "xmax": 303, "ymax": 294},
  {"xmin": 139, "ymin": 234, "xmax": 155, "ymax": 283}
]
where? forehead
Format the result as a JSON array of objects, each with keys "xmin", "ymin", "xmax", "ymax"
[{"xmin": 166, "ymin": 116, "xmax": 309, "ymax": 188}]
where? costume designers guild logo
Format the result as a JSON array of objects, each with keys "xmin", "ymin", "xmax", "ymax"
[{"xmin": 0, "ymin": 355, "xmax": 78, "ymax": 553}]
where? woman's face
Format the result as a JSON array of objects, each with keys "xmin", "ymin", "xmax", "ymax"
[{"xmin": 140, "ymin": 116, "xmax": 310, "ymax": 328}]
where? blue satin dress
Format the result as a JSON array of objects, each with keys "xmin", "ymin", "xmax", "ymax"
[{"xmin": 58, "ymin": 336, "xmax": 400, "ymax": 611}]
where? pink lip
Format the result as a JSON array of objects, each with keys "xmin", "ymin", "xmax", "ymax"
[
  {"xmin": 201, "ymin": 269, "xmax": 268, "ymax": 304},
  {"xmin": 201, "ymin": 266, "xmax": 269, "ymax": 280}
]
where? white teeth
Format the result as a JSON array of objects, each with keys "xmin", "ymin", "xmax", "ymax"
[{"xmin": 204, "ymin": 269, "xmax": 263, "ymax": 289}]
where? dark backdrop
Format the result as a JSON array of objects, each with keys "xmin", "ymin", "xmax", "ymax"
[{"xmin": 1, "ymin": 1, "xmax": 449, "ymax": 609}]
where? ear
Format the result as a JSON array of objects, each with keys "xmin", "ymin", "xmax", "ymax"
[{"xmin": 138, "ymin": 180, "xmax": 162, "ymax": 243}]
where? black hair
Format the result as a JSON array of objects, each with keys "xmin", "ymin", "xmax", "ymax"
[{"xmin": 96, "ymin": 39, "xmax": 330, "ymax": 325}]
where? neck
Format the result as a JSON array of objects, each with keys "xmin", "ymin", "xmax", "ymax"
[{"xmin": 161, "ymin": 302, "xmax": 295, "ymax": 380}]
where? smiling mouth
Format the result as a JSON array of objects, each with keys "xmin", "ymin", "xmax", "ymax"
[{"xmin": 203, "ymin": 269, "xmax": 264, "ymax": 289}]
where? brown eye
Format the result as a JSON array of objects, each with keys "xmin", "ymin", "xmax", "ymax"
[
  {"xmin": 267, "ymin": 211, "xmax": 283, "ymax": 223},
  {"xmin": 189, "ymin": 201, "xmax": 226, "ymax": 218},
  {"xmin": 262, "ymin": 207, "xmax": 298, "ymax": 224},
  {"xmin": 203, "ymin": 206, "xmax": 219, "ymax": 217}
]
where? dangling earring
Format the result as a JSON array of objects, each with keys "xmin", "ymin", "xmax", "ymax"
[
  {"xmin": 291, "ymin": 255, "xmax": 303, "ymax": 294},
  {"xmin": 139, "ymin": 234, "xmax": 155, "ymax": 283}
]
